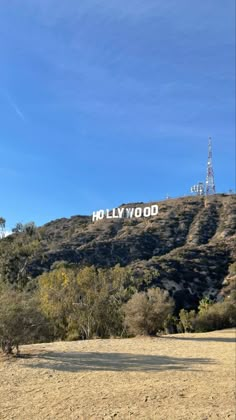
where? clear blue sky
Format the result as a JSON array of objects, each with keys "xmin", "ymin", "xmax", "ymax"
[{"xmin": 0, "ymin": 0, "xmax": 235, "ymax": 230}]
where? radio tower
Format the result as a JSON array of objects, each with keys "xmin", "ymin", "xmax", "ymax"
[{"xmin": 206, "ymin": 137, "xmax": 216, "ymax": 195}]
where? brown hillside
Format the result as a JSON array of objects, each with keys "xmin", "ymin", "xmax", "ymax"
[{"xmin": 1, "ymin": 194, "xmax": 235, "ymax": 308}]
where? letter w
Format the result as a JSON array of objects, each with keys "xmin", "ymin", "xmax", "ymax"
[{"xmin": 126, "ymin": 208, "xmax": 134, "ymax": 218}]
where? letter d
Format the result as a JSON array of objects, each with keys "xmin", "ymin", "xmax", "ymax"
[{"xmin": 151, "ymin": 205, "xmax": 159, "ymax": 216}]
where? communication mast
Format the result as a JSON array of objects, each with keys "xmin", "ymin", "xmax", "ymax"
[{"xmin": 205, "ymin": 137, "xmax": 216, "ymax": 195}]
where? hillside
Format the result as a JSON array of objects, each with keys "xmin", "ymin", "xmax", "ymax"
[{"xmin": 1, "ymin": 194, "xmax": 236, "ymax": 309}]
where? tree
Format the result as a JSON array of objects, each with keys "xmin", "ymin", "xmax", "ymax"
[
  {"xmin": 0, "ymin": 217, "xmax": 6, "ymax": 239},
  {"xmin": 179, "ymin": 309, "xmax": 196, "ymax": 333},
  {"xmin": 12, "ymin": 222, "xmax": 36, "ymax": 236},
  {"xmin": 123, "ymin": 287, "xmax": 174, "ymax": 336},
  {"xmin": 198, "ymin": 297, "xmax": 213, "ymax": 314},
  {"xmin": 38, "ymin": 265, "xmax": 130, "ymax": 340},
  {"xmin": 12, "ymin": 222, "xmax": 24, "ymax": 234},
  {"xmin": 37, "ymin": 267, "xmax": 77, "ymax": 339},
  {"xmin": 23, "ymin": 222, "xmax": 37, "ymax": 236},
  {"xmin": 0, "ymin": 287, "xmax": 51, "ymax": 354}
]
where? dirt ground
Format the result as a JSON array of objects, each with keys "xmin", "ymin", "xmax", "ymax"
[{"xmin": 0, "ymin": 329, "xmax": 235, "ymax": 420}]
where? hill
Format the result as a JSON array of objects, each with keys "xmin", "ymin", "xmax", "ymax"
[{"xmin": 1, "ymin": 194, "xmax": 235, "ymax": 309}]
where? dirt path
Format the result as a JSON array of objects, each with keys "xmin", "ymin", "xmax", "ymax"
[{"xmin": 0, "ymin": 329, "xmax": 235, "ymax": 420}]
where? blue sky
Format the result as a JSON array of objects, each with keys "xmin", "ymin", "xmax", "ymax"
[{"xmin": 0, "ymin": 0, "xmax": 235, "ymax": 230}]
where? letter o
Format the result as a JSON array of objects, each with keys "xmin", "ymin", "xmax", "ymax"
[
  {"xmin": 135, "ymin": 207, "xmax": 142, "ymax": 218},
  {"xmin": 143, "ymin": 207, "xmax": 151, "ymax": 217},
  {"xmin": 98, "ymin": 210, "xmax": 104, "ymax": 219}
]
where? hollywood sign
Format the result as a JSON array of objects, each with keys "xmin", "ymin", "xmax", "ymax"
[{"xmin": 92, "ymin": 204, "xmax": 159, "ymax": 222}]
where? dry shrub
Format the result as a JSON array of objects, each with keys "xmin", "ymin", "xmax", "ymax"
[
  {"xmin": 123, "ymin": 287, "xmax": 174, "ymax": 336},
  {"xmin": 0, "ymin": 288, "xmax": 51, "ymax": 355}
]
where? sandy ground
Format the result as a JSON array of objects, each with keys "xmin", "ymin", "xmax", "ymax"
[{"xmin": 0, "ymin": 329, "xmax": 235, "ymax": 420}]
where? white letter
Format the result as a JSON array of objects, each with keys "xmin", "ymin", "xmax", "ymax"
[
  {"xmin": 98, "ymin": 210, "xmax": 104, "ymax": 220},
  {"xmin": 106, "ymin": 209, "xmax": 112, "ymax": 219},
  {"xmin": 134, "ymin": 207, "xmax": 142, "ymax": 218},
  {"xmin": 112, "ymin": 208, "xmax": 119, "ymax": 218},
  {"xmin": 143, "ymin": 207, "xmax": 151, "ymax": 217},
  {"xmin": 118, "ymin": 208, "xmax": 124, "ymax": 218},
  {"xmin": 151, "ymin": 205, "xmax": 159, "ymax": 216},
  {"xmin": 126, "ymin": 208, "xmax": 134, "ymax": 218},
  {"xmin": 92, "ymin": 211, "xmax": 98, "ymax": 222}
]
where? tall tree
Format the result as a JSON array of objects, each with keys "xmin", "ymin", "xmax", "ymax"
[
  {"xmin": 38, "ymin": 265, "xmax": 130, "ymax": 340},
  {"xmin": 0, "ymin": 217, "xmax": 6, "ymax": 239}
]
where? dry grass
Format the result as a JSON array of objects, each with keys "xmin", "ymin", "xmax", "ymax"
[{"xmin": 0, "ymin": 329, "xmax": 235, "ymax": 420}]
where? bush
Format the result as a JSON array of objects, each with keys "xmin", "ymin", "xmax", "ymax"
[
  {"xmin": 178, "ymin": 309, "xmax": 196, "ymax": 333},
  {"xmin": 0, "ymin": 288, "xmax": 51, "ymax": 354},
  {"xmin": 163, "ymin": 314, "xmax": 178, "ymax": 334},
  {"xmin": 123, "ymin": 287, "xmax": 174, "ymax": 336},
  {"xmin": 194, "ymin": 300, "xmax": 236, "ymax": 332},
  {"xmin": 229, "ymin": 262, "xmax": 236, "ymax": 275}
]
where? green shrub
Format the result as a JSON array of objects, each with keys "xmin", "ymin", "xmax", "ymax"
[
  {"xmin": 195, "ymin": 300, "xmax": 236, "ymax": 332},
  {"xmin": 178, "ymin": 309, "xmax": 196, "ymax": 332}
]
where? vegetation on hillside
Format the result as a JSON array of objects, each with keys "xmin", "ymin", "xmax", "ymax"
[
  {"xmin": 0, "ymin": 195, "xmax": 235, "ymax": 311},
  {"xmin": 0, "ymin": 262, "xmax": 235, "ymax": 354},
  {"xmin": 0, "ymin": 195, "xmax": 235, "ymax": 353}
]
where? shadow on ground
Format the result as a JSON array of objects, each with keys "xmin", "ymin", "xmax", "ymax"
[
  {"xmin": 162, "ymin": 336, "xmax": 236, "ymax": 343},
  {"xmin": 26, "ymin": 351, "xmax": 214, "ymax": 373}
]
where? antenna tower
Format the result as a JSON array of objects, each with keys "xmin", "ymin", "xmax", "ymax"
[{"xmin": 206, "ymin": 137, "xmax": 216, "ymax": 195}]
